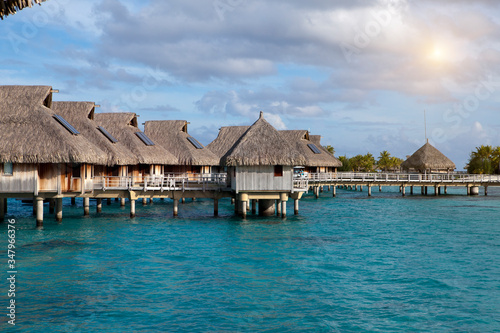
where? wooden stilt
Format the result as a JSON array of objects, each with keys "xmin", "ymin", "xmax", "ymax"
[
  {"xmin": 84, "ymin": 197, "xmax": 90, "ymax": 216},
  {"xmin": 251, "ymin": 199, "xmax": 257, "ymax": 215},
  {"xmin": 485, "ymin": 186, "xmax": 488, "ymax": 196},
  {"xmin": 36, "ymin": 197, "xmax": 44, "ymax": 227},
  {"xmin": 368, "ymin": 185, "xmax": 372, "ymax": 197},
  {"xmin": 49, "ymin": 199, "xmax": 55, "ymax": 214},
  {"xmin": 281, "ymin": 200, "xmax": 286, "ymax": 218},
  {"xmin": 277, "ymin": 200, "xmax": 282, "ymax": 215},
  {"xmin": 107, "ymin": 198, "xmax": 111, "ymax": 205},
  {"xmin": 333, "ymin": 186, "xmax": 336, "ymax": 197},
  {"xmin": 55, "ymin": 198, "xmax": 63, "ymax": 222},
  {"xmin": 173, "ymin": 199, "xmax": 179, "ymax": 217},
  {"xmin": 96, "ymin": 199, "xmax": 102, "ymax": 213},
  {"xmin": 130, "ymin": 199, "xmax": 136, "ymax": 218},
  {"xmin": 410, "ymin": 186, "xmax": 414, "ymax": 195},
  {"xmin": 241, "ymin": 200, "xmax": 247, "ymax": 219},
  {"xmin": 435, "ymin": 185, "xmax": 439, "ymax": 196},
  {"xmin": 214, "ymin": 199, "xmax": 219, "ymax": 217},
  {"xmin": 71, "ymin": 197, "xmax": 76, "ymax": 205},
  {"xmin": 402, "ymin": 186, "xmax": 406, "ymax": 197},
  {"xmin": 294, "ymin": 199, "xmax": 299, "ymax": 215},
  {"xmin": 120, "ymin": 198, "xmax": 126, "ymax": 207},
  {"xmin": 142, "ymin": 198, "xmax": 147, "ymax": 205}
]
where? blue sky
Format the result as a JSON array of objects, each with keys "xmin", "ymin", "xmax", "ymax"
[{"xmin": 2, "ymin": 0, "xmax": 500, "ymax": 170}]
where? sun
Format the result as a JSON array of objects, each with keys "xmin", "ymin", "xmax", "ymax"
[{"xmin": 429, "ymin": 46, "xmax": 447, "ymax": 63}]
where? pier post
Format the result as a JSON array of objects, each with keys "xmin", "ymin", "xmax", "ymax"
[
  {"xmin": 107, "ymin": 198, "xmax": 111, "ymax": 205},
  {"xmin": 425, "ymin": 186, "xmax": 428, "ymax": 195},
  {"xmin": 281, "ymin": 200, "xmax": 287, "ymax": 218},
  {"xmin": 402, "ymin": 186, "xmax": 406, "ymax": 197},
  {"xmin": 367, "ymin": 185, "xmax": 372, "ymax": 197},
  {"xmin": 120, "ymin": 198, "xmax": 126, "ymax": 207},
  {"xmin": 130, "ymin": 199, "xmax": 136, "ymax": 218},
  {"xmin": 234, "ymin": 199, "xmax": 239, "ymax": 215},
  {"xmin": 71, "ymin": 197, "xmax": 76, "ymax": 205},
  {"xmin": 173, "ymin": 199, "xmax": 179, "ymax": 217},
  {"xmin": 192, "ymin": 198, "xmax": 196, "ymax": 202},
  {"xmin": 142, "ymin": 198, "xmax": 147, "ymax": 206},
  {"xmin": 320, "ymin": 186, "xmax": 323, "ymax": 193},
  {"xmin": 399, "ymin": 186, "xmax": 402, "ymax": 193},
  {"xmin": 251, "ymin": 199, "xmax": 257, "ymax": 215},
  {"xmin": 470, "ymin": 186, "xmax": 479, "ymax": 195},
  {"xmin": 84, "ymin": 197, "xmax": 90, "ymax": 216},
  {"xmin": 241, "ymin": 200, "xmax": 247, "ymax": 219},
  {"xmin": 149, "ymin": 198, "xmax": 153, "ymax": 205},
  {"xmin": 181, "ymin": 198, "xmax": 185, "ymax": 204},
  {"xmin": 467, "ymin": 185, "xmax": 471, "ymax": 196},
  {"xmin": 96, "ymin": 199, "xmax": 102, "ymax": 213},
  {"xmin": 294, "ymin": 199, "xmax": 299, "ymax": 215},
  {"xmin": 259, "ymin": 199, "xmax": 275, "ymax": 216},
  {"xmin": 49, "ymin": 199, "xmax": 55, "ymax": 214},
  {"xmin": 438, "ymin": 186, "xmax": 441, "ymax": 195},
  {"xmin": 246, "ymin": 200, "xmax": 250, "ymax": 211},
  {"xmin": 333, "ymin": 186, "xmax": 336, "ymax": 197},
  {"xmin": 277, "ymin": 200, "xmax": 282, "ymax": 215},
  {"xmin": 33, "ymin": 199, "xmax": 37, "ymax": 216},
  {"xmin": 360, "ymin": 186, "xmax": 363, "ymax": 192},
  {"xmin": 379, "ymin": 185, "xmax": 382, "ymax": 192},
  {"xmin": 56, "ymin": 198, "xmax": 63, "ymax": 222},
  {"xmin": 0, "ymin": 198, "xmax": 4, "ymax": 222},
  {"xmin": 36, "ymin": 197, "xmax": 44, "ymax": 227},
  {"xmin": 410, "ymin": 186, "xmax": 414, "ymax": 195},
  {"xmin": 231, "ymin": 197, "xmax": 235, "ymax": 205},
  {"xmin": 444, "ymin": 186, "xmax": 448, "ymax": 195},
  {"xmin": 485, "ymin": 186, "xmax": 488, "ymax": 196},
  {"xmin": 214, "ymin": 199, "xmax": 219, "ymax": 217}
]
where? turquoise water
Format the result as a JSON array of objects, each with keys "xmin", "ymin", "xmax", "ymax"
[{"xmin": 1, "ymin": 187, "xmax": 499, "ymax": 332}]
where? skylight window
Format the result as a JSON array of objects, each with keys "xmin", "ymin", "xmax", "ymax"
[
  {"xmin": 307, "ymin": 143, "xmax": 321, "ymax": 154},
  {"xmin": 187, "ymin": 136, "xmax": 204, "ymax": 149},
  {"xmin": 136, "ymin": 132, "xmax": 155, "ymax": 146},
  {"xmin": 53, "ymin": 115, "xmax": 80, "ymax": 135},
  {"xmin": 98, "ymin": 126, "xmax": 118, "ymax": 143}
]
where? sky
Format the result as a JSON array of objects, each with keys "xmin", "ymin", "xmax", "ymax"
[{"xmin": 2, "ymin": 0, "xmax": 500, "ymax": 170}]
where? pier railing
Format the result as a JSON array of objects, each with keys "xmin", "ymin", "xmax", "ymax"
[
  {"xmin": 308, "ymin": 172, "xmax": 500, "ymax": 184},
  {"xmin": 94, "ymin": 173, "xmax": 229, "ymax": 192},
  {"xmin": 292, "ymin": 178, "xmax": 309, "ymax": 192}
]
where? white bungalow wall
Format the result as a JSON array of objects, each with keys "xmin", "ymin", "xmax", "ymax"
[{"xmin": 234, "ymin": 165, "xmax": 293, "ymax": 192}]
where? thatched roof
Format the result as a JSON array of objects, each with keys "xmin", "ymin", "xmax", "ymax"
[
  {"xmin": 144, "ymin": 120, "xmax": 219, "ymax": 166},
  {"xmin": 209, "ymin": 112, "xmax": 306, "ymax": 166},
  {"xmin": 0, "ymin": 85, "xmax": 108, "ymax": 164},
  {"xmin": 206, "ymin": 126, "xmax": 249, "ymax": 160},
  {"xmin": 1, "ymin": 0, "xmax": 47, "ymax": 19},
  {"xmin": 401, "ymin": 141, "xmax": 456, "ymax": 171},
  {"xmin": 52, "ymin": 102, "xmax": 139, "ymax": 166},
  {"xmin": 280, "ymin": 130, "xmax": 342, "ymax": 167},
  {"xmin": 94, "ymin": 113, "xmax": 178, "ymax": 165}
]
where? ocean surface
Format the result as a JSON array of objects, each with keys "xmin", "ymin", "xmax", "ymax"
[{"xmin": 1, "ymin": 186, "xmax": 499, "ymax": 332}]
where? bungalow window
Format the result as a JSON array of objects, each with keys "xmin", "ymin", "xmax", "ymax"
[
  {"xmin": 72, "ymin": 164, "xmax": 81, "ymax": 178},
  {"xmin": 274, "ymin": 165, "xmax": 283, "ymax": 177},
  {"xmin": 3, "ymin": 162, "xmax": 13, "ymax": 176}
]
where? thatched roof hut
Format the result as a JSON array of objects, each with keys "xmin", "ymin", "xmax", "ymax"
[
  {"xmin": 208, "ymin": 112, "xmax": 306, "ymax": 166},
  {"xmin": 1, "ymin": 0, "xmax": 47, "ymax": 19},
  {"xmin": 52, "ymin": 102, "xmax": 139, "ymax": 166},
  {"xmin": 401, "ymin": 141, "xmax": 456, "ymax": 172},
  {"xmin": 280, "ymin": 130, "xmax": 342, "ymax": 168},
  {"xmin": 0, "ymin": 85, "xmax": 107, "ymax": 164},
  {"xmin": 94, "ymin": 113, "xmax": 178, "ymax": 165},
  {"xmin": 206, "ymin": 126, "xmax": 249, "ymax": 160},
  {"xmin": 144, "ymin": 120, "xmax": 219, "ymax": 166}
]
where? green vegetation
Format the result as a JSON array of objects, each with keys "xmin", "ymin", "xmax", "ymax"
[
  {"xmin": 324, "ymin": 145, "xmax": 335, "ymax": 155},
  {"xmin": 466, "ymin": 145, "xmax": 500, "ymax": 174},
  {"xmin": 338, "ymin": 151, "xmax": 403, "ymax": 172}
]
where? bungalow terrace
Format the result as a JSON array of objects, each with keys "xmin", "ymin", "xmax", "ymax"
[
  {"xmin": 93, "ymin": 113, "xmax": 178, "ymax": 205},
  {"xmin": 0, "ymin": 86, "xmax": 107, "ymax": 226},
  {"xmin": 207, "ymin": 112, "xmax": 307, "ymax": 217}
]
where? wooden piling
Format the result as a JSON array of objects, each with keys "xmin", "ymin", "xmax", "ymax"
[
  {"xmin": 142, "ymin": 198, "xmax": 147, "ymax": 205},
  {"xmin": 367, "ymin": 185, "xmax": 372, "ymax": 197},
  {"xmin": 333, "ymin": 186, "xmax": 336, "ymax": 197},
  {"xmin": 281, "ymin": 200, "xmax": 286, "ymax": 218},
  {"xmin": 277, "ymin": 200, "xmax": 282, "ymax": 215},
  {"xmin": 251, "ymin": 199, "xmax": 257, "ymax": 215},
  {"xmin": 294, "ymin": 199, "xmax": 299, "ymax": 215},
  {"xmin": 173, "ymin": 199, "xmax": 179, "ymax": 217},
  {"xmin": 241, "ymin": 200, "xmax": 247, "ymax": 219},
  {"xmin": 130, "ymin": 199, "xmax": 136, "ymax": 218},
  {"xmin": 402, "ymin": 186, "xmax": 406, "ymax": 197},
  {"xmin": 71, "ymin": 197, "xmax": 76, "ymax": 205},
  {"xmin": 214, "ymin": 199, "xmax": 219, "ymax": 217},
  {"xmin": 120, "ymin": 198, "xmax": 126, "ymax": 207},
  {"xmin": 36, "ymin": 197, "xmax": 44, "ymax": 227},
  {"xmin": 84, "ymin": 197, "xmax": 90, "ymax": 216},
  {"xmin": 56, "ymin": 198, "xmax": 63, "ymax": 222},
  {"xmin": 96, "ymin": 199, "xmax": 102, "ymax": 213}
]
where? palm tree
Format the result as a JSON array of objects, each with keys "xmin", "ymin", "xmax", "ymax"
[
  {"xmin": 377, "ymin": 150, "xmax": 391, "ymax": 171},
  {"xmin": 1, "ymin": 0, "xmax": 47, "ymax": 19}
]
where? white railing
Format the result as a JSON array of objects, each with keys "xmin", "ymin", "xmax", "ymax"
[
  {"xmin": 307, "ymin": 172, "xmax": 500, "ymax": 184},
  {"xmin": 292, "ymin": 178, "xmax": 309, "ymax": 192},
  {"xmin": 93, "ymin": 173, "xmax": 229, "ymax": 191}
]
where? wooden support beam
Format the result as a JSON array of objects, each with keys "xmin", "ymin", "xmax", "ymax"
[
  {"xmin": 130, "ymin": 199, "xmax": 136, "ymax": 218},
  {"xmin": 84, "ymin": 197, "xmax": 90, "ymax": 216},
  {"xmin": 294, "ymin": 199, "xmax": 299, "ymax": 215},
  {"xmin": 241, "ymin": 200, "xmax": 247, "ymax": 219},
  {"xmin": 173, "ymin": 199, "xmax": 179, "ymax": 217},
  {"xmin": 120, "ymin": 198, "xmax": 126, "ymax": 207},
  {"xmin": 142, "ymin": 198, "xmax": 147, "ymax": 206},
  {"xmin": 36, "ymin": 197, "xmax": 44, "ymax": 228},
  {"xmin": 281, "ymin": 200, "xmax": 286, "ymax": 219},
  {"xmin": 96, "ymin": 199, "xmax": 102, "ymax": 213}
]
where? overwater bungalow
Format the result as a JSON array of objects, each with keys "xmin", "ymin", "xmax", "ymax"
[
  {"xmin": 93, "ymin": 113, "xmax": 178, "ymax": 186},
  {"xmin": 207, "ymin": 112, "xmax": 307, "ymax": 217},
  {"xmin": 280, "ymin": 131, "xmax": 342, "ymax": 176},
  {"xmin": 144, "ymin": 120, "xmax": 219, "ymax": 177},
  {"xmin": 0, "ymin": 86, "xmax": 107, "ymax": 225},
  {"xmin": 401, "ymin": 140, "xmax": 456, "ymax": 174}
]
